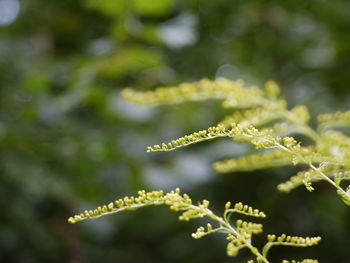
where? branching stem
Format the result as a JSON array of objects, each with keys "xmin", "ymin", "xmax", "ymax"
[{"xmin": 204, "ymin": 208, "xmax": 270, "ymax": 263}]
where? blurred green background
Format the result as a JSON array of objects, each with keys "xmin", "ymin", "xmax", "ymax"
[{"xmin": 1, "ymin": 0, "xmax": 350, "ymax": 262}]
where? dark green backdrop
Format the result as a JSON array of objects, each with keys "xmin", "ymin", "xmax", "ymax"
[{"xmin": 0, "ymin": 0, "xmax": 349, "ymax": 262}]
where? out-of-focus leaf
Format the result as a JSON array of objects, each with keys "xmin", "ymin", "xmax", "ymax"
[
  {"xmin": 83, "ymin": 0, "xmax": 127, "ymax": 16},
  {"xmin": 97, "ymin": 46, "xmax": 163, "ymax": 78},
  {"xmin": 134, "ymin": 0, "xmax": 175, "ymax": 16}
]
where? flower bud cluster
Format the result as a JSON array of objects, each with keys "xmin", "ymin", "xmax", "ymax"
[
  {"xmin": 147, "ymin": 124, "xmax": 232, "ymax": 152},
  {"xmin": 69, "ymin": 188, "xmax": 192, "ymax": 224},
  {"xmin": 179, "ymin": 200, "xmax": 210, "ymax": 221},
  {"xmin": 317, "ymin": 110, "xmax": 350, "ymax": 125},
  {"xmin": 267, "ymin": 234, "xmax": 321, "ymax": 246},
  {"xmin": 213, "ymin": 149, "xmax": 292, "ymax": 173},
  {"xmin": 264, "ymin": 80, "xmax": 280, "ymax": 99},
  {"xmin": 122, "ymin": 78, "xmax": 267, "ymax": 108},
  {"xmin": 220, "ymin": 102, "xmax": 286, "ymax": 129},
  {"xmin": 68, "ymin": 188, "xmax": 322, "ymax": 262},
  {"xmin": 226, "ymin": 234, "xmax": 245, "ymax": 255},
  {"xmin": 236, "ymin": 220, "xmax": 263, "ymax": 235},
  {"xmin": 226, "ymin": 242, "xmax": 240, "ymax": 257},
  {"xmin": 239, "ymin": 127, "xmax": 276, "ymax": 149},
  {"xmin": 291, "ymin": 105, "xmax": 310, "ymax": 124},
  {"xmin": 232, "ymin": 202, "xmax": 266, "ymax": 218},
  {"xmin": 191, "ymin": 223, "xmax": 213, "ymax": 239}
]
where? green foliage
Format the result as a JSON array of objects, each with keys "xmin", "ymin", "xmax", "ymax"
[
  {"xmin": 123, "ymin": 78, "xmax": 350, "ymax": 205},
  {"xmin": 3, "ymin": 0, "xmax": 350, "ymax": 262},
  {"xmin": 84, "ymin": 0, "xmax": 175, "ymax": 16},
  {"xmin": 69, "ymin": 189, "xmax": 320, "ymax": 263}
]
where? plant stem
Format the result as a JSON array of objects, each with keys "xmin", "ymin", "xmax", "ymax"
[
  {"xmin": 203, "ymin": 208, "xmax": 270, "ymax": 263},
  {"xmin": 275, "ymin": 142, "xmax": 350, "ymax": 202}
]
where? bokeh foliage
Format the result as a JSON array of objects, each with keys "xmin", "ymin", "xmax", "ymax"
[{"xmin": 0, "ymin": 0, "xmax": 349, "ymax": 262}]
